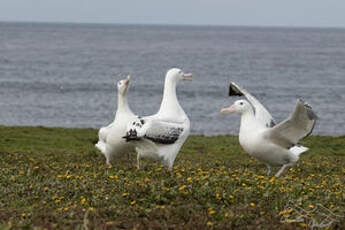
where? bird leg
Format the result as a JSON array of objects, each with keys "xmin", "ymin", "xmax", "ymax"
[
  {"xmin": 126, "ymin": 153, "xmax": 131, "ymax": 166},
  {"xmin": 137, "ymin": 154, "xmax": 141, "ymax": 170},
  {"xmin": 166, "ymin": 158, "xmax": 175, "ymax": 171},
  {"xmin": 266, "ymin": 165, "xmax": 272, "ymax": 176},
  {"xmin": 167, "ymin": 161, "xmax": 173, "ymax": 171},
  {"xmin": 105, "ymin": 154, "xmax": 111, "ymax": 166},
  {"xmin": 275, "ymin": 163, "xmax": 293, "ymax": 177}
]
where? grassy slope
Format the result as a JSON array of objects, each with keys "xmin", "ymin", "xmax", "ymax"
[{"xmin": 0, "ymin": 126, "xmax": 344, "ymax": 229}]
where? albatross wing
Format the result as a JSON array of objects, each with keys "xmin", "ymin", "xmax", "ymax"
[
  {"xmin": 264, "ymin": 99, "xmax": 318, "ymax": 149},
  {"xmin": 229, "ymin": 82, "xmax": 276, "ymax": 128},
  {"xmin": 123, "ymin": 117, "xmax": 185, "ymax": 144}
]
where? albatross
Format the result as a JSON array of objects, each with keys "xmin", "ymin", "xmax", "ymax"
[
  {"xmin": 221, "ymin": 82, "xmax": 318, "ymax": 177},
  {"xmin": 123, "ymin": 68, "xmax": 192, "ymax": 170},
  {"xmin": 95, "ymin": 75, "xmax": 136, "ymax": 165}
]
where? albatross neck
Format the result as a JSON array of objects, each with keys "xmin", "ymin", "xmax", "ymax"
[
  {"xmin": 157, "ymin": 78, "xmax": 185, "ymax": 119},
  {"xmin": 115, "ymin": 90, "xmax": 132, "ymax": 118},
  {"xmin": 239, "ymin": 108, "xmax": 256, "ymax": 134}
]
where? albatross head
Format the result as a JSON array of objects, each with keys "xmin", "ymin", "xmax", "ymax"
[
  {"xmin": 220, "ymin": 100, "xmax": 251, "ymax": 115},
  {"xmin": 117, "ymin": 75, "xmax": 131, "ymax": 95},
  {"xmin": 166, "ymin": 68, "xmax": 193, "ymax": 83}
]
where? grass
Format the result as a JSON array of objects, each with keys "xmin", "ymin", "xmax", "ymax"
[{"xmin": 0, "ymin": 126, "xmax": 344, "ymax": 229}]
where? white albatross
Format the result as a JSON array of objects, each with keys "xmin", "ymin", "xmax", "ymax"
[
  {"xmin": 123, "ymin": 68, "xmax": 192, "ymax": 170},
  {"xmin": 95, "ymin": 75, "xmax": 136, "ymax": 165},
  {"xmin": 220, "ymin": 82, "xmax": 318, "ymax": 177}
]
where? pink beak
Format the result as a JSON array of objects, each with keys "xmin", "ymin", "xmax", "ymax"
[
  {"xmin": 182, "ymin": 73, "xmax": 193, "ymax": 80},
  {"xmin": 124, "ymin": 75, "xmax": 130, "ymax": 85},
  {"xmin": 220, "ymin": 104, "xmax": 236, "ymax": 114}
]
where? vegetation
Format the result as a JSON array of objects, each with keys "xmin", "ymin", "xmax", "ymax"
[{"xmin": 0, "ymin": 126, "xmax": 344, "ymax": 229}]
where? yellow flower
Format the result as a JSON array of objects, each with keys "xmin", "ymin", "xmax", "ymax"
[
  {"xmin": 187, "ymin": 177, "xmax": 192, "ymax": 183},
  {"xmin": 155, "ymin": 167, "xmax": 162, "ymax": 172},
  {"xmin": 250, "ymin": 202, "xmax": 255, "ymax": 207},
  {"xmin": 130, "ymin": 200, "xmax": 136, "ymax": 205},
  {"xmin": 21, "ymin": 213, "xmax": 26, "ymax": 217},
  {"xmin": 300, "ymin": 223, "xmax": 307, "ymax": 228},
  {"xmin": 279, "ymin": 209, "xmax": 293, "ymax": 215},
  {"xmin": 178, "ymin": 185, "xmax": 187, "ymax": 191},
  {"xmin": 88, "ymin": 207, "xmax": 94, "ymax": 211},
  {"xmin": 106, "ymin": 221, "xmax": 114, "ymax": 226},
  {"xmin": 122, "ymin": 193, "xmax": 129, "ymax": 197},
  {"xmin": 208, "ymin": 210, "xmax": 216, "ymax": 215},
  {"xmin": 308, "ymin": 204, "xmax": 314, "ymax": 209},
  {"xmin": 206, "ymin": 221, "xmax": 213, "ymax": 227},
  {"xmin": 229, "ymin": 195, "xmax": 234, "ymax": 199},
  {"xmin": 81, "ymin": 197, "xmax": 86, "ymax": 205},
  {"xmin": 162, "ymin": 187, "xmax": 170, "ymax": 192}
]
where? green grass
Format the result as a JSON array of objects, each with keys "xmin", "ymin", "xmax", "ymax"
[{"xmin": 0, "ymin": 126, "xmax": 344, "ymax": 229}]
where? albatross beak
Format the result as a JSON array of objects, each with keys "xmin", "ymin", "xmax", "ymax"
[
  {"xmin": 220, "ymin": 105, "xmax": 236, "ymax": 114},
  {"xmin": 124, "ymin": 75, "xmax": 130, "ymax": 85},
  {"xmin": 182, "ymin": 73, "xmax": 193, "ymax": 80}
]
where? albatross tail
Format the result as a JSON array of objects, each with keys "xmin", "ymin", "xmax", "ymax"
[
  {"xmin": 95, "ymin": 141, "xmax": 106, "ymax": 154},
  {"xmin": 289, "ymin": 145, "xmax": 309, "ymax": 157}
]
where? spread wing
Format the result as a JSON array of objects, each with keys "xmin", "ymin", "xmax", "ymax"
[
  {"xmin": 123, "ymin": 117, "xmax": 184, "ymax": 144},
  {"xmin": 264, "ymin": 99, "xmax": 318, "ymax": 149},
  {"xmin": 229, "ymin": 82, "xmax": 276, "ymax": 128}
]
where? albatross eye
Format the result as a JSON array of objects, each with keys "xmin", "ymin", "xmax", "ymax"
[{"xmin": 239, "ymin": 102, "xmax": 244, "ymax": 105}]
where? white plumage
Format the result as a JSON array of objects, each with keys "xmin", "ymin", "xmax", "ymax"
[
  {"xmin": 123, "ymin": 68, "xmax": 192, "ymax": 170},
  {"xmin": 221, "ymin": 82, "xmax": 318, "ymax": 177},
  {"xmin": 95, "ymin": 75, "xmax": 136, "ymax": 165}
]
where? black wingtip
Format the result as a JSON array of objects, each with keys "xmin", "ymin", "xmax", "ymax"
[
  {"xmin": 229, "ymin": 82, "xmax": 244, "ymax": 97},
  {"xmin": 122, "ymin": 135, "xmax": 131, "ymax": 142},
  {"xmin": 122, "ymin": 129, "xmax": 141, "ymax": 142}
]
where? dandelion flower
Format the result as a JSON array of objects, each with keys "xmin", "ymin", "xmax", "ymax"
[
  {"xmin": 209, "ymin": 210, "xmax": 216, "ymax": 215},
  {"xmin": 106, "ymin": 221, "xmax": 114, "ymax": 226},
  {"xmin": 178, "ymin": 185, "xmax": 187, "ymax": 191}
]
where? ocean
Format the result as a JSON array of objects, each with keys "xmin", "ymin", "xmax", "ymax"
[{"xmin": 0, "ymin": 22, "xmax": 344, "ymax": 136}]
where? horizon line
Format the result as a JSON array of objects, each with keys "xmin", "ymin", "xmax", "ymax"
[{"xmin": 1, "ymin": 19, "xmax": 345, "ymax": 30}]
